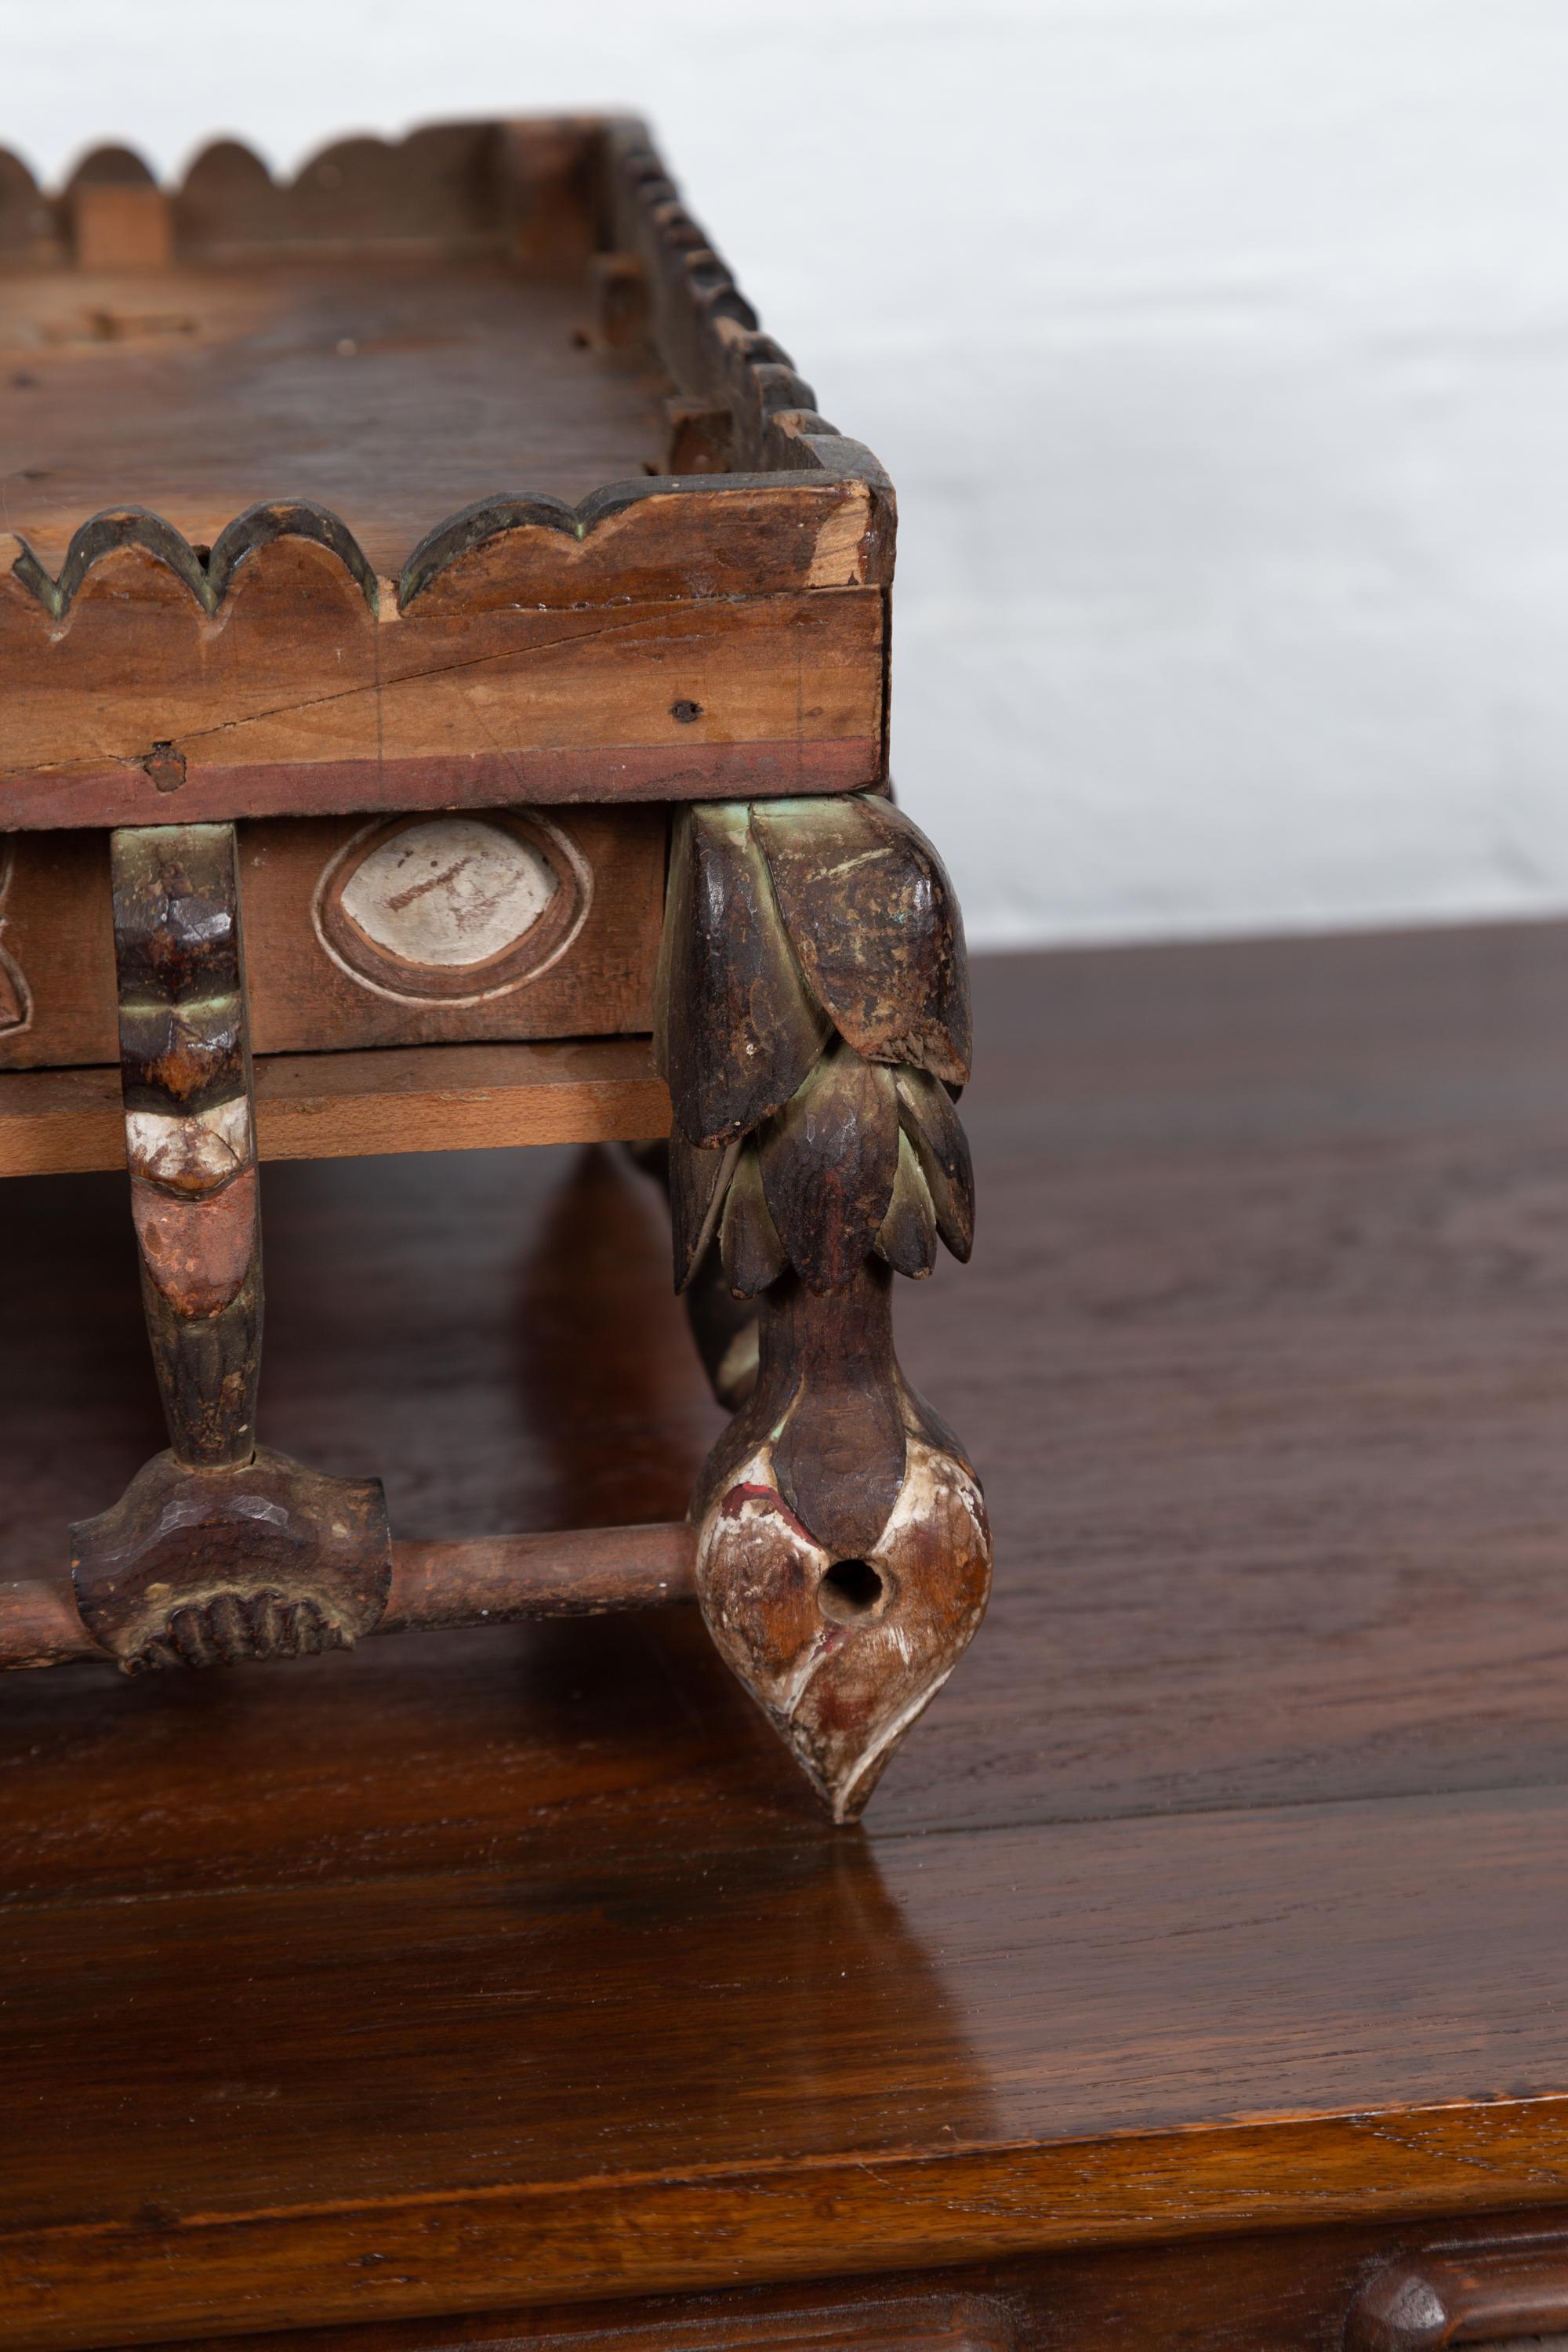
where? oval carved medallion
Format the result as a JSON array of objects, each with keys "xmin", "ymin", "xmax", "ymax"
[{"xmin": 313, "ymin": 812, "xmax": 591, "ymax": 1004}]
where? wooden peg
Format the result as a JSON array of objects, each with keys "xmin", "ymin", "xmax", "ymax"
[{"xmin": 587, "ymin": 252, "xmax": 648, "ymax": 351}]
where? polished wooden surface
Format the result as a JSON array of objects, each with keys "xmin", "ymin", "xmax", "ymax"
[{"xmin": 6, "ymin": 925, "xmax": 1568, "ymax": 2347}]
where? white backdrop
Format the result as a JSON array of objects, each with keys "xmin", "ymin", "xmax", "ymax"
[{"xmin": 5, "ymin": 0, "xmax": 1567, "ymax": 948}]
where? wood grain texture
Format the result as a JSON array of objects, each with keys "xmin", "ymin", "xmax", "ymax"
[
  {"xmin": 596, "ymin": 121, "xmax": 898, "ymax": 524},
  {"xmin": 0, "ymin": 812, "xmax": 665, "ymax": 1071},
  {"xmin": 0, "ymin": 560, "xmax": 881, "ymax": 829},
  {"xmin": 10, "ymin": 928, "xmax": 1568, "ymax": 2338},
  {"xmin": 0, "ymin": 118, "xmax": 893, "ymax": 833},
  {"xmin": 380, "ymin": 1523, "xmax": 696, "ymax": 1632},
  {"xmin": 0, "ymin": 267, "xmax": 659, "ymax": 583},
  {"xmin": 0, "ymin": 1037, "xmax": 670, "ymax": 1175},
  {"xmin": 130, "ymin": 2216, "xmax": 1568, "ymax": 2352}
]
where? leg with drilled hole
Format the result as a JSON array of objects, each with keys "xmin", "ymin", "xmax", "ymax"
[
  {"xmin": 70, "ymin": 823, "xmax": 390, "ymax": 1674},
  {"xmin": 653, "ymin": 795, "xmax": 993, "ymax": 1820}
]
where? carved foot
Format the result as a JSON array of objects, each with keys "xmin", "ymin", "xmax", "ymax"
[
  {"xmin": 70, "ymin": 1446, "xmax": 391, "ymax": 1675},
  {"xmin": 695, "ymin": 1447, "xmax": 990, "ymax": 1822},
  {"xmin": 655, "ymin": 795, "xmax": 991, "ymax": 1816}
]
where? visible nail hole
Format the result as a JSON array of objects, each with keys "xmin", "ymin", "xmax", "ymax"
[
  {"xmin": 670, "ymin": 698, "xmax": 702, "ymax": 724},
  {"xmin": 818, "ymin": 1558, "xmax": 885, "ymax": 1624},
  {"xmin": 143, "ymin": 741, "xmax": 186, "ymax": 793},
  {"xmin": 190, "ymin": 543, "xmax": 212, "ymax": 568}
]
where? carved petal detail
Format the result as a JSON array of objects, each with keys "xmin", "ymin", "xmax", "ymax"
[
  {"xmin": 876, "ymin": 1130, "xmax": 938, "ymax": 1278},
  {"xmin": 654, "ymin": 804, "xmax": 831, "ymax": 1149},
  {"xmin": 893, "ymin": 1065, "xmax": 975, "ymax": 1263},
  {"xmin": 719, "ymin": 1141, "xmax": 789, "ymax": 1298},
  {"xmin": 758, "ymin": 1043, "xmax": 899, "ymax": 1294},
  {"xmin": 669, "ymin": 1131, "xmax": 739, "ymax": 1293},
  {"xmin": 752, "ymin": 795, "xmax": 971, "ymax": 1083}
]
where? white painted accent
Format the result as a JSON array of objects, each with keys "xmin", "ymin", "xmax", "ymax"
[
  {"xmin": 338, "ymin": 818, "xmax": 557, "ymax": 970},
  {"xmin": 125, "ymin": 1094, "xmax": 252, "ymax": 1189},
  {"xmin": 312, "ymin": 813, "xmax": 593, "ymax": 1005}
]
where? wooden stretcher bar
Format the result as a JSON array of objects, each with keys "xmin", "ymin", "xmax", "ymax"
[
  {"xmin": 0, "ymin": 1521, "xmax": 699, "ymax": 1671},
  {"xmin": 0, "ymin": 1036, "xmax": 671, "ymax": 1177}
]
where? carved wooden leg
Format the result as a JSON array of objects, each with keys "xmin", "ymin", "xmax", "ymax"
[
  {"xmin": 654, "ymin": 796, "xmax": 992, "ymax": 1820},
  {"xmin": 70, "ymin": 823, "xmax": 390, "ymax": 1674}
]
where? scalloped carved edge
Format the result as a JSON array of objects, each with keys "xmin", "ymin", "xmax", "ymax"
[
  {"xmin": 597, "ymin": 118, "xmax": 894, "ymax": 506},
  {"xmin": 10, "ymin": 499, "xmax": 382, "ymax": 621},
  {"xmin": 1, "ymin": 117, "xmax": 892, "ymax": 622},
  {"xmin": 6, "ymin": 472, "xmax": 879, "ymax": 625}
]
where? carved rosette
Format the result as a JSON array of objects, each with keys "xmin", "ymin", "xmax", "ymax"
[{"xmin": 654, "ymin": 793, "xmax": 991, "ymax": 1820}]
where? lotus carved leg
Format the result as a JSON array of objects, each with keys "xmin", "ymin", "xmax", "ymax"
[
  {"xmin": 653, "ymin": 795, "xmax": 992, "ymax": 1820},
  {"xmin": 70, "ymin": 822, "xmax": 390, "ymax": 1673}
]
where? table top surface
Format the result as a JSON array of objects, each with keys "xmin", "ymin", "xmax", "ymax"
[
  {"xmin": 0, "ymin": 260, "xmax": 664, "ymax": 580},
  {"xmin": 5, "ymin": 923, "xmax": 1568, "ymax": 2347}
]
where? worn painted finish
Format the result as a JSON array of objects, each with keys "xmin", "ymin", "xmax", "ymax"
[
  {"xmin": 0, "ymin": 118, "xmax": 895, "ymax": 837},
  {"xmin": 110, "ymin": 822, "xmax": 261, "ymax": 1467},
  {"xmin": 314, "ymin": 811, "xmax": 591, "ymax": 1007},
  {"xmin": 70, "ymin": 1446, "xmax": 391, "ymax": 1674},
  {"xmin": 695, "ymin": 1409, "xmax": 992, "ymax": 1823},
  {"xmin": 129, "ymin": 1165, "xmax": 256, "ymax": 1319},
  {"xmin": 655, "ymin": 804, "xmax": 830, "ymax": 1150},
  {"xmin": 336, "ymin": 817, "xmax": 559, "ymax": 970},
  {"xmin": 74, "ymin": 821, "xmax": 394, "ymax": 1672},
  {"xmin": 752, "ymin": 798, "xmax": 971, "ymax": 1081},
  {"xmin": 758, "ymin": 1045, "xmax": 900, "ymax": 1294},
  {"xmin": 653, "ymin": 795, "xmax": 989, "ymax": 1813}
]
